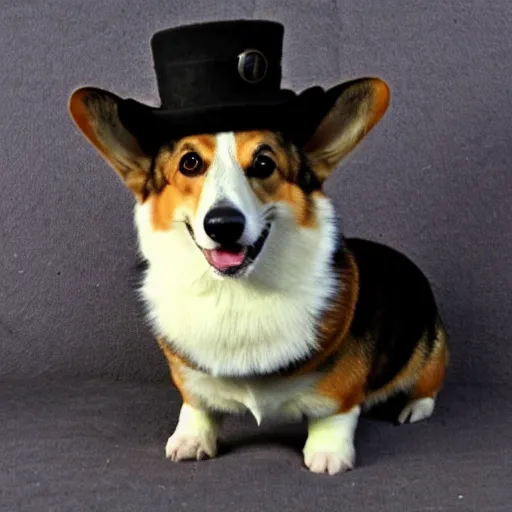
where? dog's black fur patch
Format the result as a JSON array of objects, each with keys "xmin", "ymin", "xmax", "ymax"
[
  {"xmin": 275, "ymin": 132, "xmax": 321, "ymax": 194},
  {"xmin": 296, "ymin": 151, "xmax": 322, "ymax": 194},
  {"xmin": 345, "ymin": 238, "xmax": 438, "ymax": 391}
]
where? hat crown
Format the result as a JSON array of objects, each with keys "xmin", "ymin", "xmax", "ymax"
[
  {"xmin": 150, "ymin": 20, "xmax": 285, "ymax": 109},
  {"xmin": 118, "ymin": 19, "xmax": 328, "ymax": 145}
]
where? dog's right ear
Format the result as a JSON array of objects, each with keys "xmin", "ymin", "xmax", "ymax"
[
  {"xmin": 69, "ymin": 87, "xmax": 154, "ymax": 201},
  {"xmin": 303, "ymin": 78, "xmax": 390, "ymax": 185}
]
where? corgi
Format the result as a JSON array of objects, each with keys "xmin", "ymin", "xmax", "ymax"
[{"xmin": 69, "ymin": 77, "xmax": 449, "ymax": 475}]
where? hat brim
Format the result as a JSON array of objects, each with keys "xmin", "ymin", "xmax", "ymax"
[{"xmin": 117, "ymin": 86, "xmax": 328, "ymax": 150}]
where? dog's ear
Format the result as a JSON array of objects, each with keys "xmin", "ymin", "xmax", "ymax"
[
  {"xmin": 303, "ymin": 78, "xmax": 390, "ymax": 184},
  {"xmin": 69, "ymin": 87, "xmax": 155, "ymax": 201}
]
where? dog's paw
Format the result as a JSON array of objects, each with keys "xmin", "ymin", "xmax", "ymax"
[
  {"xmin": 165, "ymin": 431, "xmax": 217, "ymax": 461},
  {"xmin": 398, "ymin": 397, "xmax": 435, "ymax": 424},
  {"xmin": 304, "ymin": 445, "xmax": 355, "ymax": 475},
  {"xmin": 165, "ymin": 403, "xmax": 219, "ymax": 462},
  {"xmin": 303, "ymin": 408, "xmax": 360, "ymax": 475}
]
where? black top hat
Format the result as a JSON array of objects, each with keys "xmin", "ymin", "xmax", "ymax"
[{"xmin": 118, "ymin": 20, "xmax": 332, "ymax": 146}]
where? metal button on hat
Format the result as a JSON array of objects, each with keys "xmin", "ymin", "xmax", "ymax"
[{"xmin": 238, "ymin": 50, "xmax": 268, "ymax": 84}]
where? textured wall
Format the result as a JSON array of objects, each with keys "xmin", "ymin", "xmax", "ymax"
[{"xmin": 1, "ymin": 0, "xmax": 511, "ymax": 384}]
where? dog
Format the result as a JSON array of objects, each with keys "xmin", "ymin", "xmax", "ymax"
[{"xmin": 68, "ymin": 22, "xmax": 448, "ymax": 475}]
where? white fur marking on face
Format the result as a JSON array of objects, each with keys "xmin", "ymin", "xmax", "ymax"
[
  {"xmin": 165, "ymin": 403, "xmax": 220, "ymax": 461},
  {"xmin": 397, "ymin": 397, "xmax": 436, "ymax": 424},
  {"xmin": 303, "ymin": 406, "xmax": 361, "ymax": 475},
  {"xmin": 192, "ymin": 132, "xmax": 263, "ymax": 249}
]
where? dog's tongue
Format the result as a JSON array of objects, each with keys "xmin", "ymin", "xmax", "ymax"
[{"xmin": 205, "ymin": 248, "xmax": 245, "ymax": 270}]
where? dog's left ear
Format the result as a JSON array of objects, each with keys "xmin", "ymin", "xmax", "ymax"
[
  {"xmin": 69, "ymin": 87, "xmax": 157, "ymax": 201},
  {"xmin": 303, "ymin": 78, "xmax": 390, "ymax": 184}
]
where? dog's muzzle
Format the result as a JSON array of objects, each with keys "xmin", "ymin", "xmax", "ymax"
[{"xmin": 186, "ymin": 206, "xmax": 271, "ymax": 277}]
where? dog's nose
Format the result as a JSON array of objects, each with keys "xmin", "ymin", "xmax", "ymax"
[{"xmin": 204, "ymin": 206, "xmax": 246, "ymax": 245}]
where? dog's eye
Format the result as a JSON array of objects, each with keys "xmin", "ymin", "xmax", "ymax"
[
  {"xmin": 179, "ymin": 152, "xmax": 203, "ymax": 176},
  {"xmin": 248, "ymin": 154, "xmax": 276, "ymax": 179}
]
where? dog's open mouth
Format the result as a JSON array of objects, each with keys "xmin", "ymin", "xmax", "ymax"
[{"xmin": 186, "ymin": 222, "xmax": 271, "ymax": 277}]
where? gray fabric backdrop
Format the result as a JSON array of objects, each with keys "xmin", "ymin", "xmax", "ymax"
[{"xmin": 1, "ymin": 0, "xmax": 511, "ymax": 385}]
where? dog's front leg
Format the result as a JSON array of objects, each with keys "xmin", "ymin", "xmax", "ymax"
[
  {"xmin": 157, "ymin": 340, "xmax": 221, "ymax": 461},
  {"xmin": 166, "ymin": 403, "xmax": 221, "ymax": 461},
  {"xmin": 303, "ymin": 406, "xmax": 361, "ymax": 475}
]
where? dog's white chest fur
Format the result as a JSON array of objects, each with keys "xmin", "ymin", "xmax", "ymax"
[
  {"xmin": 181, "ymin": 366, "xmax": 338, "ymax": 424},
  {"xmin": 142, "ymin": 268, "xmax": 328, "ymax": 376}
]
